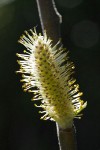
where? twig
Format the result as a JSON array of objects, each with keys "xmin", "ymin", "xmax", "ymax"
[
  {"xmin": 56, "ymin": 123, "xmax": 77, "ymax": 150},
  {"xmin": 36, "ymin": 0, "xmax": 77, "ymax": 150},
  {"xmin": 36, "ymin": 0, "xmax": 62, "ymax": 44}
]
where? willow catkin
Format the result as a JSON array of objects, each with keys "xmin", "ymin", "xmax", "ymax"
[{"xmin": 17, "ymin": 29, "xmax": 87, "ymax": 129}]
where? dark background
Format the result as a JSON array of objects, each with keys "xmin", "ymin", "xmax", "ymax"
[{"xmin": 0, "ymin": 0, "xmax": 100, "ymax": 150}]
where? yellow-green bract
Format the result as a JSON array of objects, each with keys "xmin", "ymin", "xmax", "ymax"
[{"xmin": 17, "ymin": 29, "xmax": 87, "ymax": 129}]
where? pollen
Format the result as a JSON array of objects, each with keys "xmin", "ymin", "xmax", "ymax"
[{"xmin": 17, "ymin": 29, "xmax": 87, "ymax": 129}]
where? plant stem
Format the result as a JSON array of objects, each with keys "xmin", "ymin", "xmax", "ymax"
[
  {"xmin": 56, "ymin": 123, "xmax": 77, "ymax": 150},
  {"xmin": 36, "ymin": 0, "xmax": 62, "ymax": 44},
  {"xmin": 36, "ymin": 0, "xmax": 77, "ymax": 150}
]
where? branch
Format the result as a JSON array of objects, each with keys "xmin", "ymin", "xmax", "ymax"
[
  {"xmin": 36, "ymin": 0, "xmax": 77, "ymax": 150},
  {"xmin": 56, "ymin": 124, "xmax": 77, "ymax": 150},
  {"xmin": 36, "ymin": 0, "xmax": 62, "ymax": 44}
]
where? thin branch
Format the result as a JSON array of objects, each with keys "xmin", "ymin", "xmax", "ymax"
[
  {"xmin": 36, "ymin": 0, "xmax": 62, "ymax": 44},
  {"xmin": 56, "ymin": 124, "xmax": 77, "ymax": 150},
  {"xmin": 36, "ymin": 0, "xmax": 77, "ymax": 150}
]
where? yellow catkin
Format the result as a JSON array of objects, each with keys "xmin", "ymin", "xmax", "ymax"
[{"xmin": 17, "ymin": 29, "xmax": 87, "ymax": 129}]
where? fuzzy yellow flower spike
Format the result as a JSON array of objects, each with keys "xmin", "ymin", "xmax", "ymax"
[{"xmin": 17, "ymin": 29, "xmax": 87, "ymax": 129}]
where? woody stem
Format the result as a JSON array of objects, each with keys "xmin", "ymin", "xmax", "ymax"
[{"xmin": 36, "ymin": 0, "xmax": 77, "ymax": 150}]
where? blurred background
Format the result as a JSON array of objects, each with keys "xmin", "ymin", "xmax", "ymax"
[{"xmin": 0, "ymin": 0, "xmax": 100, "ymax": 150}]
